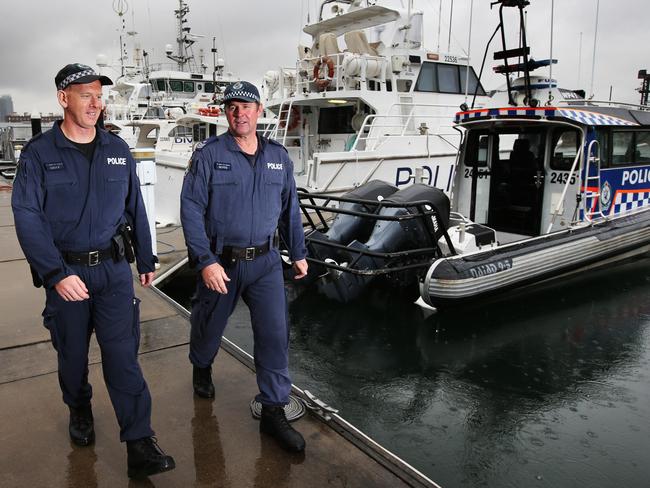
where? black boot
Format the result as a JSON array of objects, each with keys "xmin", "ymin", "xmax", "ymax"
[
  {"xmin": 260, "ymin": 405, "xmax": 306, "ymax": 452},
  {"xmin": 127, "ymin": 437, "xmax": 176, "ymax": 479},
  {"xmin": 193, "ymin": 365, "xmax": 215, "ymax": 398},
  {"xmin": 69, "ymin": 405, "xmax": 95, "ymax": 446}
]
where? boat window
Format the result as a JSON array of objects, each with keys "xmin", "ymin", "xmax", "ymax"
[
  {"xmin": 635, "ymin": 131, "xmax": 650, "ymax": 163},
  {"xmin": 168, "ymin": 126, "xmax": 193, "ymax": 138},
  {"xmin": 169, "ymin": 80, "xmax": 184, "ymax": 92},
  {"xmin": 396, "ymin": 79, "xmax": 412, "ymax": 92},
  {"xmin": 611, "ymin": 131, "xmax": 634, "ymax": 165},
  {"xmin": 596, "ymin": 129, "xmax": 609, "ymax": 167},
  {"xmin": 144, "ymin": 107, "xmax": 165, "ymax": 119},
  {"xmin": 414, "ymin": 62, "xmax": 486, "ymax": 95},
  {"xmin": 193, "ymin": 124, "xmax": 208, "ymax": 144},
  {"xmin": 204, "ymin": 82, "xmax": 214, "ymax": 94},
  {"xmin": 550, "ymin": 128, "xmax": 580, "ymax": 170},
  {"xmin": 318, "ymin": 106, "xmax": 354, "ymax": 134},
  {"xmin": 438, "ymin": 64, "xmax": 460, "ymax": 93},
  {"xmin": 459, "ymin": 66, "xmax": 486, "ymax": 96},
  {"xmin": 153, "ymin": 80, "xmax": 166, "ymax": 91},
  {"xmin": 183, "ymin": 81, "xmax": 195, "ymax": 93},
  {"xmin": 463, "ymin": 131, "xmax": 489, "ymax": 167},
  {"xmin": 414, "ymin": 63, "xmax": 438, "ymax": 92}
]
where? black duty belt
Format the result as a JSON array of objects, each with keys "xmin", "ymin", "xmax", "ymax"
[
  {"xmin": 63, "ymin": 247, "xmax": 114, "ymax": 267},
  {"xmin": 220, "ymin": 243, "xmax": 270, "ymax": 265}
]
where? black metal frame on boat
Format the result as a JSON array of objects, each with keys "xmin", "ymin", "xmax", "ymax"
[{"xmin": 285, "ymin": 188, "xmax": 456, "ymax": 277}]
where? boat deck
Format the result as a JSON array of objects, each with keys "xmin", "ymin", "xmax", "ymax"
[{"xmin": 0, "ymin": 177, "xmax": 436, "ymax": 487}]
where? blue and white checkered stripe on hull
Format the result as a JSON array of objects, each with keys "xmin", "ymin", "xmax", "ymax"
[
  {"xmin": 556, "ymin": 109, "xmax": 638, "ymax": 126},
  {"xmin": 612, "ymin": 190, "xmax": 650, "ymax": 214},
  {"xmin": 454, "ymin": 108, "xmax": 554, "ymax": 123}
]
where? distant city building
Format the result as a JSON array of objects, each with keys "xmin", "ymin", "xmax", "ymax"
[{"xmin": 0, "ymin": 95, "xmax": 14, "ymax": 122}]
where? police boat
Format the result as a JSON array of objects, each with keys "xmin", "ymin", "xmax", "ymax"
[{"xmin": 294, "ymin": 0, "xmax": 650, "ymax": 307}]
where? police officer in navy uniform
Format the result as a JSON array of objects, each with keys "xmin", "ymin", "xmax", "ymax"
[
  {"xmin": 11, "ymin": 63, "xmax": 175, "ymax": 479},
  {"xmin": 180, "ymin": 81, "xmax": 308, "ymax": 452}
]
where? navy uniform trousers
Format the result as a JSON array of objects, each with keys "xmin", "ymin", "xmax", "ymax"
[
  {"xmin": 42, "ymin": 258, "xmax": 154, "ymax": 442},
  {"xmin": 189, "ymin": 249, "xmax": 291, "ymax": 406}
]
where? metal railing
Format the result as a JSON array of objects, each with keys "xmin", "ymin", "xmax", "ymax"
[
  {"xmin": 352, "ymin": 103, "xmax": 461, "ymax": 152},
  {"xmin": 285, "ymin": 189, "xmax": 456, "ymax": 277}
]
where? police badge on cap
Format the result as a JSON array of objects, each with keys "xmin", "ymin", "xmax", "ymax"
[
  {"xmin": 55, "ymin": 63, "xmax": 113, "ymax": 91},
  {"xmin": 222, "ymin": 81, "xmax": 260, "ymax": 104}
]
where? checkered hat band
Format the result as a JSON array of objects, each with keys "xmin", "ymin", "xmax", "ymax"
[
  {"xmin": 224, "ymin": 90, "xmax": 259, "ymax": 102},
  {"xmin": 58, "ymin": 69, "xmax": 96, "ymax": 90}
]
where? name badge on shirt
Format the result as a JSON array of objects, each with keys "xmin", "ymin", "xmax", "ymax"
[
  {"xmin": 45, "ymin": 162, "xmax": 64, "ymax": 171},
  {"xmin": 215, "ymin": 162, "xmax": 231, "ymax": 171}
]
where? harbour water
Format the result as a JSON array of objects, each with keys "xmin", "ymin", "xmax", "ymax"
[{"xmin": 160, "ymin": 256, "xmax": 650, "ymax": 487}]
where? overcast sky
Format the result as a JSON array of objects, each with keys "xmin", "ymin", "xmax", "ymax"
[{"xmin": 1, "ymin": 0, "xmax": 648, "ymax": 114}]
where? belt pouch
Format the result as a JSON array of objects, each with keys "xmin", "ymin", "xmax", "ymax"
[{"xmin": 111, "ymin": 234, "xmax": 126, "ymax": 262}]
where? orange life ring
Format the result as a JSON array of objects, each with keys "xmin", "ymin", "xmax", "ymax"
[
  {"xmin": 198, "ymin": 106, "xmax": 221, "ymax": 117},
  {"xmin": 279, "ymin": 106, "xmax": 301, "ymax": 131},
  {"xmin": 313, "ymin": 56, "xmax": 335, "ymax": 90}
]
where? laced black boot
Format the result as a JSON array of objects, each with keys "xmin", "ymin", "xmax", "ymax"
[
  {"xmin": 126, "ymin": 437, "xmax": 176, "ymax": 479},
  {"xmin": 259, "ymin": 405, "xmax": 306, "ymax": 452},
  {"xmin": 69, "ymin": 405, "xmax": 95, "ymax": 446},
  {"xmin": 193, "ymin": 365, "xmax": 215, "ymax": 398}
]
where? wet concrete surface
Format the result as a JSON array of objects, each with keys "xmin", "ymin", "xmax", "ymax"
[
  {"xmin": 0, "ymin": 178, "xmax": 416, "ymax": 487},
  {"xmin": 1, "ymin": 345, "xmax": 407, "ymax": 487}
]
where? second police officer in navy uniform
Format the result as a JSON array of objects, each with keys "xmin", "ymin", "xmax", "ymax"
[
  {"xmin": 11, "ymin": 64, "xmax": 175, "ymax": 479},
  {"xmin": 180, "ymin": 81, "xmax": 309, "ymax": 452}
]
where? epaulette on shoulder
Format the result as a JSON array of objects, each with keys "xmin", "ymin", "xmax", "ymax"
[
  {"xmin": 194, "ymin": 135, "xmax": 218, "ymax": 151},
  {"xmin": 21, "ymin": 132, "xmax": 43, "ymax": 153},
  {"xmin": 267, "ymin": 138, "xmax": 289, "ymax": 153}
]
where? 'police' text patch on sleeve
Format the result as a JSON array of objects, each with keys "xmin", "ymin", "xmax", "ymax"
[{"xmin": 215, "ymin": 162, "xmax": 232, "ymax": 171}]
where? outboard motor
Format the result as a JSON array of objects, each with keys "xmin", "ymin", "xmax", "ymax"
[
  {"xmin": 318, "ymin": 184, "xmax": 450, "ymax": 302},
  {"xmin": 306, "ymin": 180, "xmax": 398, "ymax": 266}
]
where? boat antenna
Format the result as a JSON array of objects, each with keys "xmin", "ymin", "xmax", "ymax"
[
  {"xmin": 546, "ymin": 0, "xmax": 554, "ymax": 105},
  {"xmin": 113, "ymin": 0, "xmax": 129, "ymax": 77},
  {"xmin": 211, "ymin": 37, "xmax": 219, "ymax": 103},
  {"xmin": 588, "ymin": 0, "xmax": 600, "ymax": 99},
  {"xmin": 437, "ymin": 0, "xmax": 442, "ymax": 52},
  {"xmin": 577, "ymin": 32, "xmax": 583, "ymax": 88},
  {"xmin": 463, "ymin": 0, "xmax": 474, "ymax": 102},
  {"xmin": 470, "ymin": 23, "xmax": 500, "ymax": 109},
  {"xmin": 447, "ymin": 0, "xmax": 454, "ymax": 52}
]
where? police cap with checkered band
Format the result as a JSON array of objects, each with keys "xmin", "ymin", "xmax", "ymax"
[
  {"xmin": 55, "ymin": 63, "xmax": 113, "ymax": 91},
  {"xmin": 222, "ymin": 81, "xmax": 260, "ymax": 104}
]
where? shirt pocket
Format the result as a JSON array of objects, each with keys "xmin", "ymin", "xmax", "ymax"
[
  {"xmin": 43, "ymin": 168, "xmax": 78, "ymax": 222},
  {"xmin": 104, "ymin": 175, "xmax": 129, "ymax": 225},
  {"xmin": 263, "ymin": 171, "xmax": 284, "ymax": 222},
  {"xmin": 210, "ymin": 172, "xmax": 239, "ymax": 225}
]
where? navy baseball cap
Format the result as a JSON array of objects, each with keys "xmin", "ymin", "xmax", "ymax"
[
  {"xmin": 55, "ymin": 63, "xmax": 113, "ymax": 91},
  {"xmin": 223, "ymin": 81, "xmax": 260, "ymax": 104}
]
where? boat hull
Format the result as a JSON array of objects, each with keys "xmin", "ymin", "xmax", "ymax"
[{"xmin": 421, "ymin": 210, "xmax": 650, "ymax": 308}]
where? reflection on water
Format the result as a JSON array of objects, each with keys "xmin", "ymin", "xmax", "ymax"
[{"xmin": 161, "ymin": 258, "xmax": 650, "ymax": 488}]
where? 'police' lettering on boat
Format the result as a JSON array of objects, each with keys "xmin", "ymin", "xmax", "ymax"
[{"xmin": 622, "ymin": 168, "xmax": 650, "ymax": 186}]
